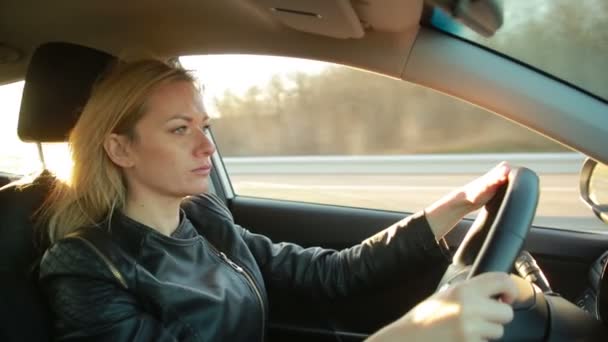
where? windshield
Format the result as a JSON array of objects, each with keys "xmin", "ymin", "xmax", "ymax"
[{"xmin": 430, "ymin": 0, "xmax": 608, "ymax": 100}]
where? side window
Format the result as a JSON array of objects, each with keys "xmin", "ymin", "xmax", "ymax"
[
  {"xmin": 0, "ymin": 81, "xmax": 39, "ymax": 176},
  {"xmin": 0, "ymin": 81, "xmax": 70, "ymax": 179},
  {"xmin": 196, "ymin": 56, "xmax": 599, "ymax": 232}
]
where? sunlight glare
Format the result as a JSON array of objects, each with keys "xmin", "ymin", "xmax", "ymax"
[
  {"xmin": 410, "ymin": 298, "xmax": 461, "ymax": 326},
  {"xmin": 43, "ymin": 143, "xmax": 73, "ymax": 182}
]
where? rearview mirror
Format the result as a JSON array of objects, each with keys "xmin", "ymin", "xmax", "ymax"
[
  {"xmin": 580, "ymin": 158, "xmax": 608, "ymax": 223},
  {"xmin": 426, "ymin": 0, "xmax": 503, "ymax": 37}
]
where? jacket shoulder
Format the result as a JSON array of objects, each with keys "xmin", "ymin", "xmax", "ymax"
[{"xmin": 39, "ymin": 228, "xmax": 129, "ymax": 290}]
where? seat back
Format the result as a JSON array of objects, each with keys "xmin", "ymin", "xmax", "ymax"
[
  {"xmin": 0, "ymin": 42, "xmax": 115, "ymax": 341},
  {"xmin": 0, "ymin": 173, "xmax": 54, "ymax": 341}
]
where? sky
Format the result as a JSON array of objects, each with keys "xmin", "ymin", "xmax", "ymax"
[{"xmin": 180, "ymin": 54, "xmax": 328, "ymax": 116}]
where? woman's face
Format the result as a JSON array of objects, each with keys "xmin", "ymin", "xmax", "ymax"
[{"xmin": 115, "ymin": 80, "xmax": 216, "ymax": 199}]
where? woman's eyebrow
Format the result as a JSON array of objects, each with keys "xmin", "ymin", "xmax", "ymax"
[
  {"xmin": 166, "ymin": 114, "xmax": 209, "ymax": 122},
  {"xmin": 166, "ymin": 114, "xmax": 192, "ymax": 122}
]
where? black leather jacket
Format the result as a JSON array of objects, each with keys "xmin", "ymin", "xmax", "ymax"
[{"xmin": 39, "ymin": 194, "xmax": 449, "ymax": 341}]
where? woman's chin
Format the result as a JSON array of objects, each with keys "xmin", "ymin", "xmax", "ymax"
[
  {"xmin": 170, "ymin": 181, "xmax": 210, "ymax": 198},
  {"xmin": 187, "ymin": 182, "xmax": 210, "ymax": 195}
]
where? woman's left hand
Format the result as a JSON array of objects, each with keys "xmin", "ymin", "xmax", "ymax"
[
  {"xmin": 461, "ymin": 161, "xmax": 510, "ymax": 211},
  {"xmin": 425, "ymin": 162, "xmax": 511, "ymax": 240}
]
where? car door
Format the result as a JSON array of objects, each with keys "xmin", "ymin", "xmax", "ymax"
[{"xmin": 227, "ymin": 194, "xmax": 608, "ymax": 342}]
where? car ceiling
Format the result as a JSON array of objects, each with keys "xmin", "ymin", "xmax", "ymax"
[
  {"xmin": 2, "ymin": 0, "xmax": 608, "ymax": 164},
  {"xmin": 0, "ymin": 0, "xmax": 423, "ymax": 84}
]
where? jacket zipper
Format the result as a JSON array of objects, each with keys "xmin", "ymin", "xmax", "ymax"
[{"xmin": 205, "ymin": 241, "xmax": 265, "ymax": 342}]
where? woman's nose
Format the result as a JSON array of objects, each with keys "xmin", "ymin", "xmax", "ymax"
[{"xmin": 194, "ymin": 128, "xmax": 216, "ymax": 156}]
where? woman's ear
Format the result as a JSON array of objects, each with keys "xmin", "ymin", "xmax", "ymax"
[{"xmin": 104, "ymin": 133, "xmax": 135, "ymax": 168}]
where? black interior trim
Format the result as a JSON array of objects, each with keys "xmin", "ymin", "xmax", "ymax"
[
  {"xmin": 230, "ymin": 196, "xmax": 608, "ymax": 259},
  {"xmin": 229, "ymin": 196, "xmax": 404, "ymax": 246},
  {"xmin": 446, "ymin": 223, "xmax": 608, "ymax": 263}
]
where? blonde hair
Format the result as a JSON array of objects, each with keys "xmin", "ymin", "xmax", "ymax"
[{"xmin": 37, "ymin": 59, "xmax": 197, "ymax": 244}]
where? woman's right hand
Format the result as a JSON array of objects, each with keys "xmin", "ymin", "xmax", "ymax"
[{"xmin": 366, "ymin": 272, "xmax": 519, "ymax": 342}]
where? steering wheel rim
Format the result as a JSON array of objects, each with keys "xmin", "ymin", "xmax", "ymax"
[{"xmin": 438, "ymin": 167, "xmax": 540, "ymax": 290}]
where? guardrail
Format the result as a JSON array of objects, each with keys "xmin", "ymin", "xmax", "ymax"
[{"xmin": 223, "ymin": 153, "xmax": 585, "ymax": 174}]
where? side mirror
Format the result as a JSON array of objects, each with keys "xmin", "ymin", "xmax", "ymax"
[{"xmin": 580, "ymin": 158, "xmax": 608, "ymax": 223}]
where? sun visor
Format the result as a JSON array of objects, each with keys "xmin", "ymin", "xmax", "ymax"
[
  {"xmin": 18, "ymin": 42, "xmax": 116, "ymax": 142},
  {"xmin": 259, "ymin": 0, "xmax": 364, "ymax": 38},
  {"xmin": 257, "ymin": 0, "xmax": 424, "ymax": 38}
]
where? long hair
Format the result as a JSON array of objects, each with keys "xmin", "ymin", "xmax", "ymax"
[{"xmin": 37, "ymin": 59, "xmax": 197, "ymax": 244}]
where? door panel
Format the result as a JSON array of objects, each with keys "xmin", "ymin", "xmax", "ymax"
[{"xmin": 230, "ymin": 196, "xmax": 448, "ymax": 340}]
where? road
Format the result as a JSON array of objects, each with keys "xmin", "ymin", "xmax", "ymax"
[{"xmin": 229, "ymin": 173, "xmax": 607, "ymax": 233}]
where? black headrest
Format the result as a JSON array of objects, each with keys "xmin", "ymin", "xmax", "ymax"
[{"xmin": 18, "ymin": 42, "xmax": 116, "ymax": 142}]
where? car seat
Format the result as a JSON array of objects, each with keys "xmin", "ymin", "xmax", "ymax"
[{"xmin": 0, "ymin": 42, "xmax": 115, "ymax": 341}]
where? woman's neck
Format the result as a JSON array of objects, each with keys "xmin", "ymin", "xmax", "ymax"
[{"xmin": 123, "ymin": 191, "xmax": 182, "ymax": 236}]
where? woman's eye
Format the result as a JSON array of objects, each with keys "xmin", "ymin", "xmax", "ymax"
[{"xmin": 173, "ymin": 126, "xmax": 188, "ymax": 134}]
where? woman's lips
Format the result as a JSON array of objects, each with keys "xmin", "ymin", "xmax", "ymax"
[{"xmin": 192, "ymin": 165, "xmax": 212, "ymax": 175}]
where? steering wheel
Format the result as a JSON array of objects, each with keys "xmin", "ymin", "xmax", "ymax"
[
  {"xmin": 437, "ymin": 167, "xmax": 540, "ymax": 290},
  {"xmin": 435, "ymin": 167, "xmax": 608, "ymax": 340}
]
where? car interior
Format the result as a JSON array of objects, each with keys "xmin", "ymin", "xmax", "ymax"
[{"xmin": 1, "ymin": 1, "xmax": 608, "ymax": 341}]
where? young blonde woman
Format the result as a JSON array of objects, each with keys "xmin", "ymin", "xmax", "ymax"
[{"xmin": 38, "ymin": 59, "xmax": 518, "ymax": 342}]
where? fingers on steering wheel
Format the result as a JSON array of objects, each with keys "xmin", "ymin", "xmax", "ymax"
[
  {"xmin": 476, "ymin": 320, "xmax": 506, "ymax": 341},
  {"xmin": 469, "ymin": 273, "xmax": 519, "ymax": 304},
  {"xmin": 487, "ymin": 162, "xmax": 510, "ymax": 185},
  {"xmin": 476, "ymin": 298, "xmax": 515, "ymax": 324}
]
